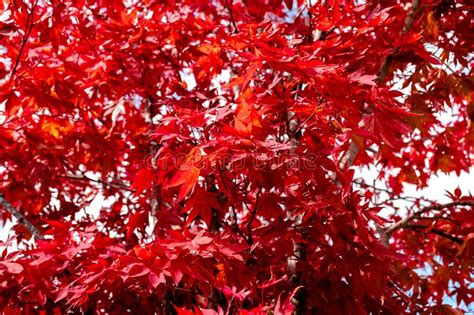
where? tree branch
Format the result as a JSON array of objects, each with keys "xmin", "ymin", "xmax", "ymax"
[
  {"xmin": 339, "ymin": 0, "xmax": 422, "ymax": 170},
  {"xmin": 407, "ymin": 225, "xmax": 464, "ymax": 245},
  {"xmin": 0, "ymin": 193, "xmax": 43, "ymax": 240},
  {"xmin": 287, "ymin": 2, "xmax": 330, "ymax": 312},
  {"xmin": 402, "ymin": 0, "xmax": 421, "ymax": 34},
  {"xmin": 380, "ymin": 200, "xmax": 474, "ymax": 246},
  {"xmin": 429, "ymin": 228, "xmax": 463, "ymax": 245}
]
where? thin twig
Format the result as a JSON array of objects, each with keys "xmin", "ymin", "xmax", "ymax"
[
  {"xmin": 10, "ymin": 0, "xmax": 39, "ymax": 80},
  {"xmin": 59, "ymin": 174, "xmax": 132, "ymax": 191},
  {"xmin": 218, "ymin": 168, "xmax": 245, "ymax": 237},
  {"xmin": 407, "ymin": 225, "xmax": 463, "ymax": 245},
  {"xmin": 384, "ymin": 200, "xmax": 474, "ymax": 236},
  {"xmin": 224, "ymin": 0, "xmax": 237, "ymax": 33},
  {"xmin": 352, "ymin": 180, "xmax": 434, "ymax": 204},
  {"xmin": 246, "ymin": 189, "xmax": 261, "ymax": 244},
  {"xmin": 284, "ymin": 109, "xmax": 317, "ymax": 145}
]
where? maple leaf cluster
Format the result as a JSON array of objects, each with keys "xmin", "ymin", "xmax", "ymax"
[{"xmin": 0, "ymin": 0, "xmax": 473, "ymax": 314}]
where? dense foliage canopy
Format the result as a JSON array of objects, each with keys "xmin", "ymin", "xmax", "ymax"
[{"xmin": 0, "ymin": 0, "xmax": 473, "ymax": 313}]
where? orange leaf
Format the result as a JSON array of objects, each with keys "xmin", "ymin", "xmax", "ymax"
[
  {"xmin": 176, "ymin": 167, "xmax": 200, "ymax": 201},
  {"xmin": 425, "ymin": 11, "xmax": 439, "ymax": 39}
]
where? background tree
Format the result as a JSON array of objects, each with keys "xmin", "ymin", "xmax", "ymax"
[{"xmin": 0, "ymin": 0, "xmax": 473, "ymax": 314}]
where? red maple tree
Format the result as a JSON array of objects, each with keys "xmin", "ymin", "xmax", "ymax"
[{"xmin": 0, "ymin": 0, "xmax": 473, "ymax": 314}]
